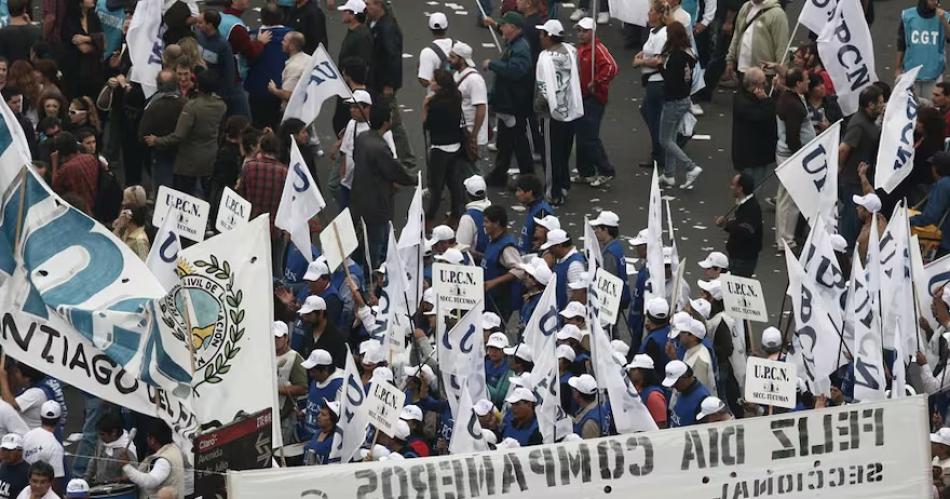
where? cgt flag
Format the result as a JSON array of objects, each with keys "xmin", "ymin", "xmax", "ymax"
[
  {"xmin": 127, "ymin": 0, "xmax": 162, "ymax": 98},
  {"xmin": 282, "ymin": 44, "xmax": 351, "ymax": 125},
  {"xmin": 275, "ymin": 139, "xmax": 326, "ymax": 261},
  {"xmin": 775, "ymin": 121, "xmax": 841, "ymax": 231},
  {"xmin": 875, "ymin": 66, "xmax": 921, "ymax": 193},
  {"xmin": 817, "ymin": 0, "xmax": 877, "ymax": 115}
]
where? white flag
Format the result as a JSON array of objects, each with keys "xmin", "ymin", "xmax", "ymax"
[
  {"xmin": 645, "ymin": 167, "xmax": 665, "ymax": 307},
  {"xmin": 799, "ymin": 0, "xmax": 838, "ymax": 34},
  {"xmin": 875, "ymin": 66, "xmax": 921, "ymax": 193},
  {"xmin": 275, "ymin": 139, "xmax": 326, "ymax": 261},
  {"xmin": 523, "ymin": 274, "xmax": 563, "ymax": 443},
  {"xmin": 849, "ymin": 250, "xmax": 886, "ymax": 402},
  {"xmin": 439, "ymin": 303, "xmax": 488, "ymax": 418},
  {"xmin": 607, "ymin": 0, "xmax": 648, "ymax": 26},
  {"xmin": 127, "ymin": 0, "xmax": 162, "ymax": 98},
  {"xmin": 817, "ymin": 0, "xmax": 877, "ymax": 115},
  {"xmin": 448, "ymin": 381, "xmax": 490, "ymax": 455},
  {"xmin": 330, "ymin": 345, "xmax": 371, "ymax": 463},
  {"xmin": 775, "ymin": 121, "xmax": 841, "ymax": 230},
  {"xmin": 397, "ymin": 174, "xmax": 424, "ymax": 315},
  {"xmin": 583, "ymin": 216, "xmax": 602, "ymax": 267},
  {"xmin": 879, "ymin": 203, "xmax": 918, "ymax": 353},
  {"xmin": 798, "ymin": 216, "xmax": 847, "ymax": 337},
  {"xmin": 590, "ymin": 318, "xmax": 658, "ymax": 433},
  {"xmin": 892, "ymin": 324, "xmax": 907, "ymax": 398},
  {"xmin": 145, "ymin": 207, "xmax": 181, "ymax": 293},
  {"xmin": 282, "ymin": 44, "xmax": 352, "ymax": 125},
  {"xmin": 915, "ymin": 240, "xmax": 950, "ymax": 331},
  {"xmin": 665, "ymin": 199, "xmax": 679, "ymax": 301},
  {"xmin": 365, "ymin": 227, "xmax": 410, "ymax": 364}
]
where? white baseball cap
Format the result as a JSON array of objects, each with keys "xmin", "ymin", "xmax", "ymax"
[
  {"xmin": 301, "ymin": 349, "xmax": 333, "ymax": 369},
  {"xmin": 535, "ymin": 19, "xmax": 564, "ymax": 36},
  {"xmin": 697, "ymin": 396, "xmax": 727, "ymax": 420},
  {"xmin": 575, "ymin": 16, "xmax": 595, "ymax": 30},
  {"xmin": 486, "ymin": 332, "xmax": 509, "ymax": 349},
  {"xmin": 298, "ymin": 295, "xmax": 327, "ymax": 315},
  {"xmin": 473, "ymin": 399, "xmax": 495, "ymax": 417},
  {"xmin": 568, "ymin": 374, "xmax": 597, "ymax": 395},
  {"xmin": 66, "ymin": 479, "xmax": 90, "ymax": 498},
  {"xmin": 646, "ymin": 297, "xmax": 669, "ymax": 319},
  {"xmin": 0, "ymin": 433, "xmax": 22, "ymax": 450},
  {"xmin": 41, "ymin": 400, "xmax": 62, "ymax": 420},
  {"xmin": 503, "ymin": 343, "xmax": 533, "ymax": 362},
  {"xmin": 347, "ymin": 89, "xmax": 372, "ymax": 106},
  {"xmin": 434, "ymin": 248, "xmax": 465, "ymax": 264},
  {"xmin": 519, "ymin": 258, "xmax": 553, "ymax": 286},
  {"xmin": 852, "ymin": 193, "xmax": 882, "ymax": 213},
  {"xmin": 451, "ymin": 41, "xmax": 476, "ymax": 68},
  {"xmin": 677, "ymin": 318, "xmax": 706, "ymax": 340},
  {"xmin": 697, "ymin": 279, "xmax": 723, "ymax": 300},
  {"xmin": 422, "ymin": 287, "xmax": 436, "ymax": 306},
  {"xmin": 482, "ymin": 312, "xmax": 502, "ymax": 330},
  {"xmin": 323, "ymin": 399, "xmax": 341, "ymax": 418},
  {"xmin": 534, "ymin": 215, "xmax": 561, "ymax": 232},
  {"xmin": 428, "ymin": 12, "xmax": 449, "ymax": 29},
  {"xmin": 611, "ymin": 339, "xmax": 630, "ymax": 357},
  {"xmin": 556, "ymin": 324, "xmax": 584, "ymax": 342},
  {"xmin": 662, "ymin": 360, "xmax": 689, "ymax": 388},
  {"xmin": 463, "ymin": 174, "xmax": 487, "ymax": 196},
  {"xmin": 761, "ymin": 326, "xmax": 783, "ymax": 349},
  {"xmin": 399, "ymin": 405, "xmax": 423, "ymax": 422},
  {"xmin": 556, "ymin": 344, "xmax": 576, "ymax": 362},
  {"xmin": 409, "ymin": 364, "xmax": 438, "ymax": 388},
  {"xmin": 568, "ymin": 271, "xmax": 591, "ymax": 290},
  {"xmin": 670, "ymin": 311, "xmax": 693, "ymax": 335},
  {"xmin": 933, "ymin": 428, "xmax": 950, "ymax": 447},
  {"xmin": 394, "ymin": 420, "xmax": 412, "ymax": 440},
  {"xmin": 589, "ymin": 211, "xmax": 620, "ymax": 227},
  {"xmin": 540, "ymin": 229, "xmax": 570, "ymax": 250},
  {"xmin": 625, "ymin": 353, "xmax": 655, "ymax": 371},
  {"xmin": 371, "ymin": 366, "xmax": 394, "ymax": 384},
  {"xmin": 505, "ymin": 386, "xmax": 537, "ymax": 404},
  {"xmin": 688, "ymin": 298, "xmax": 711, "ymax": 320},
  {"xmin": 303, "ymin": 259, "xmax": 331, "ymax": 281},
  {"xmin": 337, "ymin": 0, "xmax": 366, "ymax": 13},
  {"xmin": 559, "ymin": 301, "xmax": 587, "ymax": 320},
  {"xmin": 272, "ymin": 321, "xmax": 288, "ymax": 338},
  {"xmin": 698, "ymin": 251, "xmax": 729, "ymax": 270},
  {"xmin": 630, "ymin": 228, "xmax": 649, "ymax": 246},
  {"xmin": 428, "ymin": 225, "xmax": 455, "ymax": 245},
  {"xmin": 497, "ymin": 437, "xmax": 522, "ymax": 449}
]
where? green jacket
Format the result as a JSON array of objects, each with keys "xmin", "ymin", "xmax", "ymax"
[
  {"xmin": 726, "ymin": 0, "xmax": 789, "ymax": 70},
  {"xmin": 154, "ymin": 93, "xmax": 227, "ymax": 177},
  {"xmin": 488, "ymin": 34, "xmax": 534, "ymax": 117},
  {"xmin": 339, "ymin": 23, "xmax": 373, "ymax": 67}
]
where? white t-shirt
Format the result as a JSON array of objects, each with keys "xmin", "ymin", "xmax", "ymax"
[
  {"xmin": 417, "ymin": 38, "xmax": 454, "ymax": 83},
  {"xmin": 642, "ymin": 27, "xmax": 668, "ymax": 82},
  {"xmin": 0, "ymin": 401, "xmax": 28, "ymax": 437},
  {"xmin": 339, "ymin": 120, "xmax": 397, "ymax": 189},
  {"xmin": 15, "ymin": 489, "xmax": 58, "ymax": 499},
  {"xmin": 454, "ymin": 68, "xmax": 489, "ymax": 145},
  {"xmin": 738, "ymin": 3, "xmax": 764, "ymax": 72},
  {"xmin": 22, "ymin": 428, "xmax": 65, "ymax": 478},
  {"xmin": 14, "ymin": 389, "xmax": 47, "ymax": 430}
]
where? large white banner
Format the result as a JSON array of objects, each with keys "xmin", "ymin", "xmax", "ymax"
[
  {"xmin": 282, "ymin": 44, "xmax": 351, "ymax": 125},
  {"xmin": 775, "ymin": 121, "xmax": 841, "ymax": 231},
  {"xmin": 875, "ymin": 67, "xmax": 921, "ymax": 194},
  {"xmin": 817, "ymin": 0, "xmax": 877, "ymax": 116},
  {"xmin": 229, "ymin": 397, "xmax": 932, "ymax": 499}
]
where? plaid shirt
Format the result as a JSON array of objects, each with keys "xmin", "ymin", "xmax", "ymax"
[
  {"xmin": 53, "ymin": 153, "xmax": 99, "ymax": 213},
  {"xmin": 237, "ymin": 156, "xmax": 287, "ymax": 239}
]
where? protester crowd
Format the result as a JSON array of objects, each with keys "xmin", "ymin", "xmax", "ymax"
[{"xmin": 5, "ymin": 0, "xmax": 950, "ymax": 495}]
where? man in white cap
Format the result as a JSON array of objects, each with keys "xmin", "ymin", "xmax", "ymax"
[
  {"xmin": 500, "ymin": 387, "xmax": 542, "ymax": 446},
  {"xmin": 855, "ymin": 191, "xmax": 887, "ymax": 260},
  {"xmin": 297, "ymin": 349, "xmax": 344, "ymax": 442},
  {"xmin": 590, "ymin": 210, "xmax": 630, "ymax": 313},
  {"xmin": 486, "ymin": 333, "xmax": 514, "ymax": 407},
  {"xmin": 398, "ymin": 406, "xmax": 431, "ymax": 457},
  {"xmin": 531, "ymin": 214, "xmax": 561, "ymax": 256},
  {"xmin": 932, "ymin": 427, "xmax": 950, "ymax": 490},
  {"xmin": 541, "ymin": 229, "xmax": 587, "ymax": 311},
  {"xmin": 671, "ymin": 318, "xmax": 717, "ymax": 397},
  {"xmin": 337, "ymin": 89, "xmax": 397, "ymax": 209},
  {"xmin": 296, "ymin": 293, "xmax": 347, "ymax": 367},
  {"xmin": 503, "ymin": 344, "xmax": 535, "ymax": 376},
  {"xmin": 573, "ymin": 17, "xmax": 618, "ymax": 187},
  {"xmin": 663, "ymin": 360, "xmax": 712, "ymax": 427},
  {"xmin": 451, "ymin": 42, "xmax": 489, "ymax": 170},
  {"xmin": 625, "ymin": 355, "xmax": 668, "ymax": 428},
  {"xmin": 513, "ymin": 175, "xmax": 555, "ymax": 251},
  {"xmin": 337, "ymin": 0, "xmax": 372, "ymax": 66},
  {"xmin": 557, "ymin": 323, "xmax": 590, "ymax": 366},
  {"xmin": 518, "ymin": 257, "xmax": 553, "ymax": 331},
  {"xmin": 418, "ymin": 12, "xmax": 453, "ymax": 88},
  {"xmin": 698, "ymin": 251, "xmax": 729, "ymax": 280},
  {"xmin": 457, "ymin": 175, "xmax": 491, "ymax": 260},
  {"xmin": 697, "ymin": 396, "xmax": 733, "ymax": 423},
  {"xmin": 700, "ymin": 277, "xmax": 744, "ymax": 414},
  {"xmin": 628, "ymin": 227, "xmax": 652, "ymax": 352},
  {"xmin": 534, "ymin": 19, "xmax": 584, "ymax": 206},
  {"xmin": 0, "ymin": 433, "xmax": 29, "ymax": 499},
  {"xmin": 482, "ymin": 205, "xmax": 523, "ymax": 320},
  {"xmin": 380, "ymin": 420, "xmax": 421, "ymax": 458},
  {"xmin": 568, "ymin": 374, "xmax": 604, "ymax": 439},
  {"xmin": 64, "ymin": 478, "xmax": 90, "ymax": 499},
  {"xmin": 557, "ymin": 344, "xmax": 577, "ymax": 399},
  {"xmin": 428, "ymin": 225, "xmax": 473, "ymax": 265},
  {"xmin": 22, "ymin": 401, "xmax": 64, "ymax": 492},
  {"xmin": 274, "ymin": 321, "xmax": 307, "ymax": 443},
  {"xmin": 639, "ymin": 297, "xmax": 673, "ymax": 379},
  {"xmin": 760, "ymin": 326, "xmax": 784, "ymax": 360},
  {"xmin": 473, "ymin": 399, "xmax": 500, "ymax": 438}
]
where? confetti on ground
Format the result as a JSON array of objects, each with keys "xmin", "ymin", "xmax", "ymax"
[
  {"xmin": 692, "ymin": 225, "xmax": 707, "ymax": 230},
  {"xmin": 590, "ymin": 198, "xmax": 600, "ymax": 202},
  {"xmin": 482, "ymin": 43, "xmax": 496, "ymax": 48},
  {"xmin": 426, "ymin": 1, "xmax": 439, "ymax": 4},
  {"xmin": 693, "ymin": 134, "xmax": 711, "ymax": 140},
  {"xmin": 402, "ymin": 53, "xmax": 413, "ymax": 58},
  {"xmin": 562, "ymin": 2, "xmax": 575, "ymax": 6}
]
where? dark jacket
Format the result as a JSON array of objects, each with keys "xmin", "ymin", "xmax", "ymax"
[
  {"xmin": 424, "ymin": 94, "xmax": 464, "ymax": 146},
  {"xmin": 153, "ymin": 93, "xmax": 227, "ymax": 177},
  {"xmin": 911, "ymin": 176, "xmax": 950, "ymax": 250},
  {"xmin": 731, "ymin": 86, "xmax": 777, "ymax": 170},
  {"xmin": 488, "ymin": 34, "xmax": 533, "ymax": 117},
  {"xmin": 138, "ymin": 91, "xmax": 186, "ymax": 139},
  {"xmin": 300, "ymin": 321, "xmax": 348, "ymax": 369},
  {"xmin": 339, "ymin": 23, "xmax": 373, "ymax": 68},
  {"xmin": 350, "ymin": 129, "xmax": 415, "ymax": 225},
  {"xmin": 369, "ymin": 13, "xmax": 403, "ymax": 92},
  {"xmin": 288, "ymin": 0, "xmax": 328, "ymax": 56},
  {"xmin": 724, "ymin": 196, "xmax": 764, "ymax": 260}
]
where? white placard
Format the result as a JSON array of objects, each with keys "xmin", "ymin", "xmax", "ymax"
[
  {"xmin": 593, "ymin": 268, "xmax": 623, "ymax": 325},
  {"xmin": 432, "ymin": 262, "xmax": 485, "ymax": 341},
  {"xmin": 362, "ymin": 380, "xmax": 406, "ymax": 437},
  {"xmin": 153, "ymin": 185, "xmax": 210, "ymax": 242},
  {"xmin": 720, "ymin": 274, "xmax": 768, "ymax": 322},
  {"xmin": 744, "ymin": 357, "xmax": 798, "ymax": 409},
  {"xmin": 319, "ymin": 208, "xmax": 358, "ymax": 272},
  {"xmin": 215, "ymin": 187, "xmax": 251, "ymax": 233}
]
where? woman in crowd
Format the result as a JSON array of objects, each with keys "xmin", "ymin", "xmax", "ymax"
[
  {"xmin": 67, "ymin": 96, "xmax": 101, "ymax": 137},
  {"xmin": 634, "ymin": 0, "xmax": 670, "ymax": 171},
  {"xmin": 657, "ymin": 21, "xmax": 702, "ymax": 189},
  {"xmin": 303, "ymin": 400, "xmax": 340, "ymax": 465},
  {"xmin": 422, "ymin": 69, "xmax": 468, "ymax": 226},
  {"xmin": 38, "ymin": 91, "xmax": 68, "ymax": 124},
  {"xmin": 63, "ymin": 0, "xmax": 105, "ymax": 99},
  {"xmin": 113, "ymin": 205, "xmax": 150, "ymax": 260},
  {"xmin": 8, "ymin": 60, "xmax": 41, "ymax": 125}
]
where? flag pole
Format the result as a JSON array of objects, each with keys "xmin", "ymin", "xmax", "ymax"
[
  {"xmin": 590, "ymin": 0, "xmax": 598, "ymax": 84},
  {"xmin": 473, "ymin": 0, "xmax": 503, "ymax": 53}
]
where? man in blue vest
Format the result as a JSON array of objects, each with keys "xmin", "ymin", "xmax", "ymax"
[
  {"xmin": 482, "ymin": 205, "xmax": 521, "ymax": 320},
  {"xmin": 541, "ymin": 229, "xmax": 587, "ymax": 311},
  {"xmin": 663, "ymin": 360, "xmax": 711, "ymax": 427},
  {"xmin": 627, "ymin": 228, "xmax": 649, "ymax": 355},
  {"xmin": 897, "ymin": 0, "xmax": 950, "ymax": 97},
  {"xmin": 590, "ymin": 210, "xmax": 631, "ymax": 315},
  {"xmin": 517, "ymin": 257, "xmax": 552, "ymax": 331},
  {"xmin": 298, "ymin": 349, "xmax": 344, "ymax": 441},
  {"xmin": 639, "ymin": 297, "xmax": 672, "ymax": 380},
  {"xmin": 457, "ymin": 175, "xmax": 491, "ymax": 262},
  {"xmin": 244, "ymin": 4, "xmax": 289, "ymax": 129},
  {"xmin": 568, "ymin": 374, "xmax": 604, "ymax": 439},
  {"xmin": 515, "ymin": 175, "xmax": 554, "ymax": 253},
  {"xmin": 500, "ymin": 387, "xmax": 543, "ymax": 446},
  {"xmin": 196, "ymin": 10, "xmax": 246, "ymax": 117}
]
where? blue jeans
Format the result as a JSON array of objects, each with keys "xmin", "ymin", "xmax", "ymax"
[
  {"xmin": 640, "ymin": 81, "xmax": 665, "ymax": 166},
  {"xmin": 71, "ymin": 394, "xmax": 104, "ymax": 477},
  {"xmin": 659, "ymin": 97, "xmax": 698, "ymax": 178},
  {"xmin": 576, "ymin": 96, "xmax": 614, "ymax": 177}
]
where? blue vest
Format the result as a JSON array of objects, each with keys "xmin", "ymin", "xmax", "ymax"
[
  {"xmin": 482, "ymin": 232, "xmax": 517, "ymax": 307},
  {"xmin": 218, "ymin": 13, "xmax": 249, "ymax": 80},
  {"xmin": 603, "ymin": 239, "xmax": 631, "ymax": 306},
  {"xmin": 902, "ymin": 8, "xmax": 950, "ymax": 80},
  {"xmin": 465, "ymin": 207, "xmax": 488, "ymax": 254},
  {"xmin": 628, "ymin": 267, "xmax": 650, "ymax": 352},
  {"xmin": 671, "ymin": 380, "xmax": 710, "ymax": 428},
  {"xmin": 639, "ymin": 385, "xmax": 666, "ymax": 412},
  {"xmin": 96, "ymin": 0, "xmax": 125, "ymax": 61},
  {"xmin": 573, "ymin": 403, "xmax": 604, "ymax": 436},
  {"xmin": 501, "ymin": 412, "xmax": 540, "ymax": 446},
  {"xmin": 640, "ymin": 325, "xmax": 672, "ymax": 379},
  {"xmin": 303, "ymin": 433, "xmax": 334, "ymax": 465},
  {"xmin": 283, "ymin": 244, "xmax": 322, "ymax": 287},
  {"xmin": 29, "ymin": 378, "xmax": 66, "ymax": 436},
  {"xmin": 485, "ymin": 358, "xmax": 511, "ymax": 387},
  {"xmin": 299, "ymin": 375, "xmax": 343, "ymax": 441},
  {"xmin": 520, "ymin": 292, "xmax": 542, "ymax": 330},
  {"xmin": 245, "ymin": 26, "xmax": 289, "ymax": 96},
  {"xmin": 554, "ymin": 251, "xmax": 586, "ymax": 311},
  {"xmin": 520, "ymin": 200, "xmax": 554, "ymax": 252}
]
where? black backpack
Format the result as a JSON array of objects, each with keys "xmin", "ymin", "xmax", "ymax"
[{"xmin": 93, "ymin": 164, "xmax": 123, "ymax": 225}]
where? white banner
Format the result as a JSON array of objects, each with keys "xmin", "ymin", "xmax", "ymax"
[
  {"xmin": 363, "ymin": 380, "xmax": 405, "ymax": 437},
  {"xmin": 229, "ymin": 397, "xmax": 932, "ymax": 499},
  {"xmin": 775, "ymin": 121, "xmax": 841, "ymax": 231},
  {"xmin": 849, "ymin": 250, "xmax": 886, "ymax": 402},
  {"xmin": 153, "ymin": 185, "xmax": 210, "ymax": 243},
  {"xmin": 608, "ymin": 0, "xmax": 648, "ymax": 26},
  {"xmin": 720, "ymin": 275, "xmax": 768, "ymax": 323},
  {"xmin": 275, "ymin": 140, "xmax": 326, "ymax": 259},
  {"xmin": 875, "ymin": 67, "xmax": 921, "ymax": 193},
  {"xmin": 817, "ymin": 0, "xmax": 877, "ymax": 116},
  {"xmin": 127, "ymin": 0, "xmax": 162, "ymax": 98},
  {"xmin": 282, "ymin": 44, "xmax": 352, "ymax": 125},
  {"xmin": 645, "ymin": 167, "xmax": 665, "ymax": 307},
  {"xmin": 432, "ymin": 262, "xmax": 485, "ymax": 343},
  {"xmin": 215, "ymin": 187, "xmax": 251, "ymax": 233},
  {"xmin": 799, "ymin": 0, "xmax": 838, "ymax": 34},
  {"xmin": 593, "ymin": 269, "xmax": 623, "ymax": 325},
  {"xmin": 744, "ymin": 357, "xmax": 797, "ymax": 409}
]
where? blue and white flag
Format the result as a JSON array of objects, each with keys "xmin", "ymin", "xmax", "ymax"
[
  {"xmin": 330, "ymin": 345, "xmax": 371, "ymax": 463},
  {"xmin": 282, "ymin": 44, "xmax": 351, "ymax": 125},
  {"xmin": 523, "ymin": 274, "xmax": 566, "ymax": 443},
  {"xmin": 817, "ymin": 0, "xmax": 876, "ymax": 115},
  {"xmin": 127, "ymin": 0, "xmax": 162, "ymax": 98},
  {"xmin": 876, "ymin": 67, "xmax": 920, "ymax": 194},
  {"xmin": 449, "ymin": 381, "xmax": 490, "ymax": 454},
  {"xmin": 146, "ymin": 206, "xmax": 182, "ymax": 293},
  {"xmin": 275, "ymin": 139, "xmax": 326, "ymax": 261},
  {"xmin": 439, "ymin": 303, "xmax": 487, "ymax": 418}
]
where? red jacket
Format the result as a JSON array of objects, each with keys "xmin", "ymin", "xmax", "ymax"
[{"xmin": 577, "ymin": 38, "xmax": 619, "ymax": 105}]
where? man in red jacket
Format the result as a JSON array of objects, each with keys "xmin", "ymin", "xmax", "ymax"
[{"xmin": 573, "ymin": 17, "xmax": 618, "ymax": 187}]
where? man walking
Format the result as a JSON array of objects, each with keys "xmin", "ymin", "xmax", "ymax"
[
  {"xmin": 337, "ymin": 0, "xmax": 373, "ymax": 67},
  {"xmin": 715, "ymin": 172, "xmax": 762, "ymax": 277},
  {"xmin": 366, "ymin": 0, "xmax": 415, "ymax": 168},
  {"xmin": 417, "ymin": 12, "xmax": 453, "ymax": 88},
  {"xmin": 573, "ymin": 17, "xmax": 618, "ymax": 187},
  {"xmin": 451, "ymin": 42, "xmax": 489, "ymax": 172},
  {"xmin": 773, "ymin": 68, "xmax": 813, "ymax": 252},
  {"xmin": 730, "ymin": 67, "xmax": 776, "ymax": 189}
]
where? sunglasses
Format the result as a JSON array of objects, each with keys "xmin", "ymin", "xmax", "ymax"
[{"xmin": 69, "ymin": 109, "xmax": 87, "ymax": 116}]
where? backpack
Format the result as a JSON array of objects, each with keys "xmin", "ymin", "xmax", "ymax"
[
  {"xmin": 93, "ymin": 163, "xmax": 123, "ymax": 224},
  {"xmin": 429, "ymin": 40, "xmax": 453, "ymax": 74}
]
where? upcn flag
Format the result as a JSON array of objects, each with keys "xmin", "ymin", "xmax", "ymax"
[
  {"xmin": 799, "ymin": 0, "xmax": 838, "ymax": 34},
  {"xmin": 817, "ymin": 0, "xmax": 877, "ymax": 115},
  {"xmin": 329, "ymin": 346, "xmax": 371, "ymax": 464},
  {"xmin": 775, "ymin": 121, "xmax": 841, "ymax": 231},
  {"xmin": 127, "ymin": 0, "xmax": 162, "ymax": 98},
  {"xmin": 875, "ymin": 66, "xmax": 920, "ymax": 193},
  {"xmin": 282, "ymin": 44, "xmax": 351, "ymax": 125},
  {"xmin": 275, "ymin": 139, "xmax": 326, "ymax": 261},
  {"xmin": 146, "ymin": 206, "xmax": 182, "ymax": 293}
]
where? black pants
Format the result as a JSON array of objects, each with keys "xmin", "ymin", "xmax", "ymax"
[
  {"xmin": 426, "ymin": 148, "xmax": 467, "ymax": 223},
  {"xmin": 696, "ymin": 21, "xmax": 733, "ymax": 102},
  {"xmin": 173, "ymin": 174, "xmax": 211, "ymax": 199},
  {"xmin": 541, "ymin": 117, "xmax": 576, "ymax": 200},
  {"xmin": 489, "ymin": 115, "xmax": 533, "ymax": 183},
  {"xmin": 249, "ymin": 93, "xmax": 282, "ymax": 131}
]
